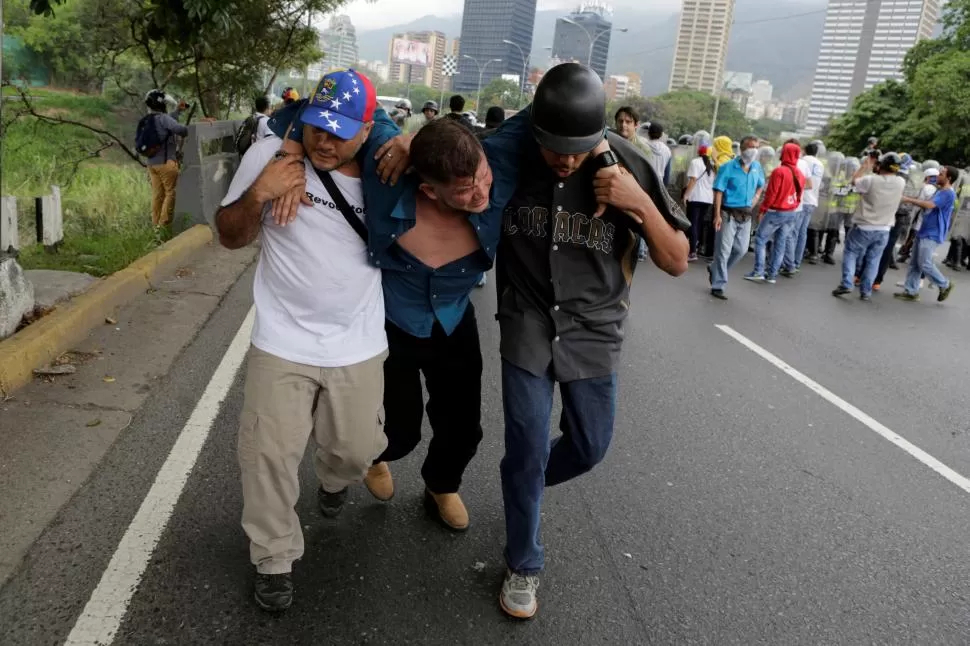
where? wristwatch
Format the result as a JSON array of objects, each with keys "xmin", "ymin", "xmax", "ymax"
[{"xmin": 593, "ymin": 150, "xmax": 618, "ymax": 169}]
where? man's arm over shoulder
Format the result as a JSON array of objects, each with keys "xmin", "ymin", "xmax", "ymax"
[
  {"xmin": 481, "ymin": 107, "xmax": 532, "ymax": 214},
  {"xmin": 214, "ymin": 138, "xmax": 282, "ymax": 249}
]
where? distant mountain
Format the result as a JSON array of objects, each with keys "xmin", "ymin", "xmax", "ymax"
[{"xmin": 354, "ymin": 0, "xmax": 827, "ymax": 99}]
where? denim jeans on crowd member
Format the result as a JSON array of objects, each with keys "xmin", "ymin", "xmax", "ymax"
[
  {"xmin": 841, "ymin": 227, "xmax": 890, "ymax": 296},
  {"xmin": 709, "ymin": 214, "xmax": 752, "ymax": 291},
  {"xmin": 873, "ymin": 220, "xmax": 903, "ymax": 286},
  {"xmin": 500, "ymin": 360, "xmax": 616, "ymax": 575},
  {"xmin": 637, "ymin": 237, "xmax": 647, "ymax": 260},
  {"xmin": 751, "ymin": 211, "xmax": 796, "ymax": 278},
  {"xmin": 784, "ymin": 205, "xmax": 815, "ymax": 270},
  {"xmin": 904, "ymin": 238, "xmax": 950, "ymax": 294}
]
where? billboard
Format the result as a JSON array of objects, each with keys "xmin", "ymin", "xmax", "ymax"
[{"xmin": 391, "ymin": 38, "xmax": 431, "ymax": 67}]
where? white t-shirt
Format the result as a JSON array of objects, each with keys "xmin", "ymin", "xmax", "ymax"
[
  {"xmin": 255, "ymin": 113, "xmax": 271, "ymax": 139},
  {"xmin": 220, "ymin": 136, "xmax": 387, "ymax": 367},
  {"xmin": 685, "ymin": 157, "xmax": 715, "ymax": 204},
  {"xmin": 797, "ymin": 155, "xmax": 825, "ymax": 207},
  {"xmin": 852, "ymin": 173, "xmax": 906, "ymax": 230}
]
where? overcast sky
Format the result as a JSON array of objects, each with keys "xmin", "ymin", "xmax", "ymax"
[{"xmin": 341, "ymin": 0, "xmax": 684, "ymax": 31}]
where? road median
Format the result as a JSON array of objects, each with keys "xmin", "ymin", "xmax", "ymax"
[{"xmin": 0, "ymin": 224, "xmax": 214, "ymax": 396}]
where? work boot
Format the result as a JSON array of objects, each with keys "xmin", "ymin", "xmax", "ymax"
[
  {"xmin": 364, "ymin": 462, "xmax": 394, "ymax": 501},
  {"xmin": 822, "ymin": 254, "xmax": 836, "ymax": 265},
  {"xmin": 499, "ymin": 570, "xmax": 539, "ymax": 620},
  {"xmin": 424, "ymin": 489, "xmax": 469, "ymax": 532},
  {"xmin": 254, "ymin": 572, "xmax": 293, "ymax": 612}
]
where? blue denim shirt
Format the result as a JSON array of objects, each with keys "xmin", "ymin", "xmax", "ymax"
[
  {"xmin": 712, "ymin": 158, "xmax": 765, "ymax": 209},
  {"xmin": 266, "ymin": 99, "xmax": 525, "ymax": 338}
]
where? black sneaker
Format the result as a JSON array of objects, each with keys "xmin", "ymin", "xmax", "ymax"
[
  {"xmin": 937, "ymin": 282, "xmax": 953, "ymax": 302},
  {"xmin": 254, "ymin": 572, "xmax": 293, "ymax": 612},
  {"xmin": 318, "ymin": 486, "xmax": 348, "ymax": 518},
  {"xmin": 889, "ymin": 262, "xmax": 899, "ymax": 270},
  {"xmin": 832, "ymin": 285, "xmax": 852, "ymax": 297},
  {"xmin": 711, "ymin": 289, "xmax": 727, "ymax": 300},
  {"xmin": 780, "ymin": 268, "xmax": 796, "ymax": 278},
  {"xmin": 860, "ymin": 293, "xmax": 872, "ymax": 302},
  {"xmin": 806, "ymin": 255, "xmax": 819, "ymax": 265},
  {"xmin": 706, "ymin": 265, "xmax": 713, "ymax": 286},
  {"xmin": 823, "ymin": 255, "xmax": 836, "ymax": 265}
]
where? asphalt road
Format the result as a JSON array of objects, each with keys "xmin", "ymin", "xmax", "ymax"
[{"xmin": 2, "ymin": 251, "xmax": 969, "ymax": 646}]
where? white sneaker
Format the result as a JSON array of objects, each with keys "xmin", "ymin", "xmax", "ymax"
[
  {"xmin": 895, "ymin": 280, "xmax": 925, "ymax": 288},
  {"xmin": 499, "ymin": 570, "xmax": 539, "ymax": 619}
]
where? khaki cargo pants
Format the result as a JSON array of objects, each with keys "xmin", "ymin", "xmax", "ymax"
[
  {"xmin": 238, "ymin": 345, "xmax": 388, "ymax": 575},
  {"xmin": 148, "ymin": 159, "xmax": 179, "ymax": 226}
]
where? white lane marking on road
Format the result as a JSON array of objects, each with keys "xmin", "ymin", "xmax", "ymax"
[
  {"xmin": 715, "ymin": 324, "xmax": 970, "ymax": 495},
  {"xmin": 65, "ymin": 307, "xmax": 255, "ymax": 646}
]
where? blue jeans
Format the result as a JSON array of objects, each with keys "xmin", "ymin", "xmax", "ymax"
[
  {"xmin": 784, "ymin": 205, "xmax": 815, "ymax": 270},
  {"xmin": 904, "ymin": 238, "xmax": 949, "ymax": 294},
  {"xmin": 841, "ymin": 228, "xmax": 890, "ymax": 295},
  {"xmin": 500, "ymin": 360, "xmax": 616, "ymax": 574},
  {"xmin": 710, "ymin": 215, "xmax": 752, "ymax": 291},
  {"xmin": 752, "ymin": 211, "xmax": 796, "ymax": 278}
]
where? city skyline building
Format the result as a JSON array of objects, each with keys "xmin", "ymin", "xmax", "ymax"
[
  {"xmin": 669, "ymin": 0, "xmax": 736, "ymax": 94},
  {"xmin": 320, "ymin": 15, "xmax": 359, "ymax": 71},
  {"xmin": 387, "ymin": 30, "xmax": 448, "ymax": 90},
  {"xmin": 455, "ymin": 0, "xmax": 538, "ymax": 94},
  {"xmin": 751, "ymin": 79, "xmax": 773, "ymax": 103},
  {"xmin": 604, "ymin": 72, "xmax": 642, "ymax": 100},
  {"xmin": 551, "ymin": 3, "xmax": 613, "ymax": 80},
  {"xmin": 804, "ymin": 0, "xmax": 941, "ymax": 133}
]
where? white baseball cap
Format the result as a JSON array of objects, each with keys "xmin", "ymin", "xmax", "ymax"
[{"xmin": 923, "ymin": 168, "xmax": 940, "ymax": 178}]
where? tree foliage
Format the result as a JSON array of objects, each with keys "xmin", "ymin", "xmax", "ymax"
[
  {"xmin": 826, "ymin": 0, "xmax": 970, "ymax": 165},
  {"xmin": 652, "ymin": 91, "xmax": 750, "ymax": 141},
  {"xmin": 476, "ymin": 79, "xmax": 522, "ymax": 112}
]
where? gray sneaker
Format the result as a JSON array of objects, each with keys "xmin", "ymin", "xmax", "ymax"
[{"xmin": 499, "ymin": 570, "xmax": 539, "ymax": 619}]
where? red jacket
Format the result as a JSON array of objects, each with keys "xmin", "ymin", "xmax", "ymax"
[{"xmin": 760, "ymin": 142, "xmax": 805, "ymax": 213}]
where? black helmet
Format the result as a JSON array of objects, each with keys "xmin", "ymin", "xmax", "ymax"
[
  {"xmin": 145, "ymin": 89, "xmax": 167, "ymax": 111},
  {"xmin": 422, "ymin": 100, "xmax": 439, "ymax": 113},
  {"xmin": 531, "ymin": 63, "xmax": 606, "ymax": 154},
  {"xmin": 878, "ymin": 151, "xmax": 902, "ymax": 172}
]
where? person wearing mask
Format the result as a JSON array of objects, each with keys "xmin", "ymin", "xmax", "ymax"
[
  {"xmin": 645, "ymin": 121, "xmax": 672, "ymax": 186},
  {"xmin": 894, "ymin": 165, "xmax": 959, "ymax": 302},
  {"xmin": 744, "ymin": 141, "xmax": 805, "ymax": 284},
  {"xmin": 492, "ymin": 63, "xmax": 689, "ymax": 620},
  {"xmin": 613, "ymin": 106, "xmax": 649, "ymax": 154},
  {"xmin": 832, "ymin": 152, "xmax": 906, "ymax": 301},
  {"xmin": 707, "ymin": 135, "xmax": 765, "ymax": 300},
  {"xmin": 142, "ymin": 89, "xmax": 189, "ymax": 227},
  {"xmin": 682, "ymin": 139, "xmax": 716, "ymax": 261},
  {"xmin": 712, "ymin": 136, "xmax": 734, "ymax": 167},
  {"xmin": 781, "ymin": 141, "xmax": 825, "ymax": 276}
]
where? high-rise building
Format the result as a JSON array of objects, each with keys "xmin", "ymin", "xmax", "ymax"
[
  {"xmin": 604, "ymin": 72, "xmax": 642, "ymax": 100},
  {"xmin": 723, "ymin": 71, "xmax": 753, "ymax": 94},
  {"xmin": 320, "ymin": 15, "xmax": 359, "ymax": 71},
  {"xmin": 751, "ymin": 79, "xmax": 773, "ymax": 103},
  {"xmin": 669, "ymin": 0, "xmax": 736, "ymax": 93},
  {"xmin": 551, "ymin": 4, "xmax": 613, "ymax": 80},
  {"xmin": 387, "ymin": 31, "xmax": 448, "ymax": 90},
  {"xmin": 455, "ymin": 0, "xmax": 538, "ymax": 94},
  {"xmin": 805, "ymin": 0, "xmax": 941, "ymax": 133}
]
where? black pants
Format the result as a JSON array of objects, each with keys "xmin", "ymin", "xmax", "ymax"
[
  {"xmin": 874, "ymin": 221, "xmax": 903, "ymax": 285},
  {"xmin": 377, "ymin": 304, "xmax": 483, "ymax": 494},
  {"xmin": 686, "ymin": 201, "xmax": 712, "ymax": 256}
]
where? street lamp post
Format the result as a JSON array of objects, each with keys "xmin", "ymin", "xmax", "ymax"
[
  {"xmin": 463, "ymin": 55, "xmax": 502, "ymax": 117},
  {"xmin": 502, "ymin": 39, "xmax": 530, "ymax": 109},
  {"xmin": 562, "ymin": 18, "xmax": 627, "ymax": 68}
]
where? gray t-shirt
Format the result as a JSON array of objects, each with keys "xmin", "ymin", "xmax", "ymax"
[
  {"xmin": 852, "ymin": 173, "xmax": 906, "ymax": 229},
  {"xmin": 146, "ymin": 112, "xmax": 189, "ymax": 166}
]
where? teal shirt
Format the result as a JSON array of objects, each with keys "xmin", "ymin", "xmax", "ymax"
[{"xmin": 713, "ymin": 158, "xmax": 765, "ymax": 208}]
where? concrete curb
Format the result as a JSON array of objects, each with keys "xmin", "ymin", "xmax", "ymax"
[{"xmin": 0, "ymin": 224, "xmax": 214, "ymax": 396}]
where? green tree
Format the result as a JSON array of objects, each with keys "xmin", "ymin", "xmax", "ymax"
[
  {"xmin": 605, "ymin": 96, "xmax": 661, "ymax": 126},
  {"xmin": 751, "ymin": 118, "xmax": 798, "ymax": 143},
  {"xmin": 824, "ymin": 81, "xmax": 912, "ymax": 155},
  {"xmin": 476, "ymin": 78, "xmax": 521, "ymax": 112},
  {"xmin": 651, "ymin": 91, "xmax": 750, "ymax": 141}
]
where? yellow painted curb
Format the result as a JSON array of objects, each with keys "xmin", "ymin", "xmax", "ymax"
[{"xmin": 0, "ymin": 224, "xmax": 214, "ymax": 396}]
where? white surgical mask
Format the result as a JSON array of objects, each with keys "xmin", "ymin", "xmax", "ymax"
[{"xmin": 741, "ymin": 148, "xmax": 758, "ymax": 164}]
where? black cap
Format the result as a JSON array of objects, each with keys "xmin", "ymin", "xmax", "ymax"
[
  {"xmin": 485, "ymin": 106, "xmax": 506, "ymax": 126},
  {"xmin": 531, "ymin": 63, "xmax": 606, "ymax": 154}
]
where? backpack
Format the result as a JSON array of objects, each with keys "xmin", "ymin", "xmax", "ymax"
[
  {"xmin": 234, "ymin": 114, "xmax": 264, "ymax": 156},
  {"xmin": 135, "ymin": 113, "xmax": 166, "ymax": 159}
]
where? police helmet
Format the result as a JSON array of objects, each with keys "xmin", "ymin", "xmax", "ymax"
[
  {"xmin": 396, "ymin": 99, "xmax": 412, "ymax": 111},
  {"xmin": 422, "ymin": 100, "xmax": 439, "ymax": 114},
  {"xmin": 531, "ymin": 63, "xmax": 606, "ymax": 154},
  {"xmin": 145, "ymin": 89, "xmax": 167, "ymax": 111}
]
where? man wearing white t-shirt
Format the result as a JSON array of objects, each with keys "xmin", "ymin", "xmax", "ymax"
[
  {"xmin": 215, "ymin": 70, "xmax": 395, "ymax": 613},
  {"xmin": 782, "ymin": 141, "xmax": 825, "ymax": 276}
]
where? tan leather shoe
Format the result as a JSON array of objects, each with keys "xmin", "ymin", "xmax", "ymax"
[
  {"xmin": 364, "ymin": 462, "xmax": 394, "ymax": 501},
  {"xmin": 424, "ymin": 489, "xmax": 469, "ymax": 532}
]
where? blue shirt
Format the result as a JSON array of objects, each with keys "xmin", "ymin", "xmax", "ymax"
[
  {"xmin": 712, "ymin": 158, "xmax": 765, "ymax": 209},
  {"xmin": 918, "ymin": 187, "xmax": 956, "ymax": 244},
  {"xmin": 268, "ymin": 100, "xmax": 522, "ymax": 339}
]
